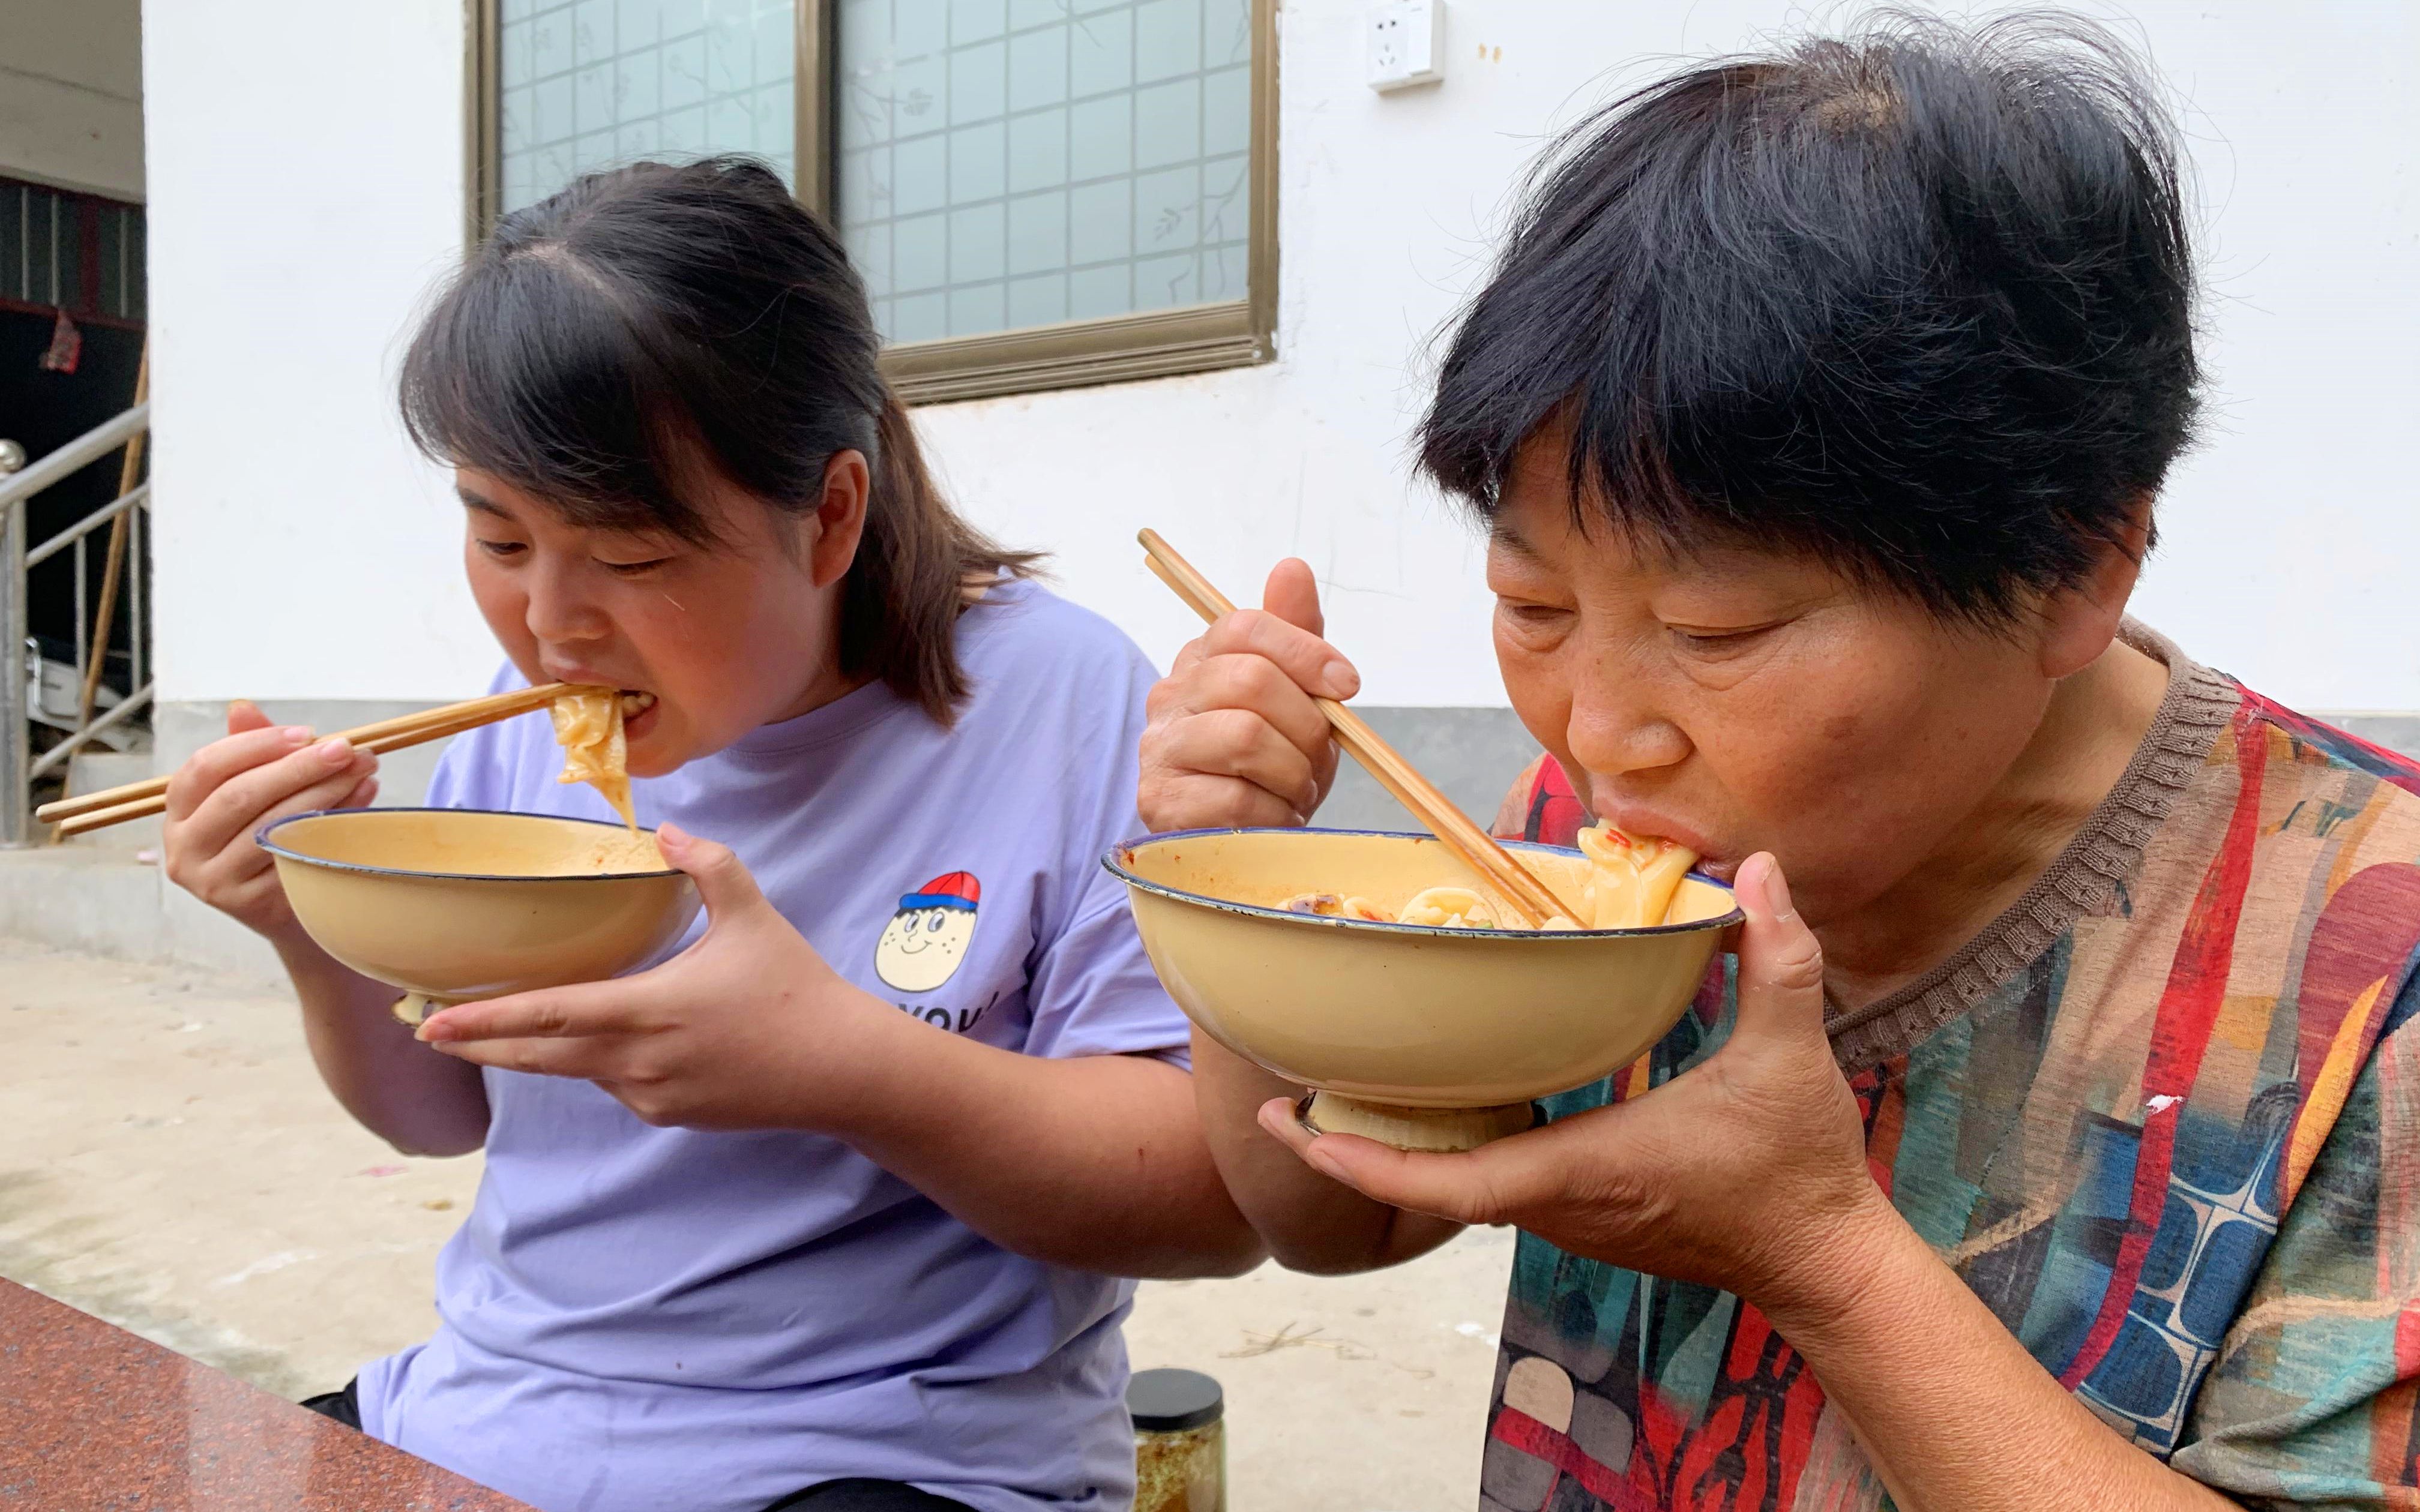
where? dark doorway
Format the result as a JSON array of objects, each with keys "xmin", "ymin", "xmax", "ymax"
[{"xmin": 1, "ymin": 176, "xmax": 149, "ymax": 782}]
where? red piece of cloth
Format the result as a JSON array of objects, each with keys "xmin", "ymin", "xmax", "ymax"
[{"xmin": 38, "ymin": 307, "xmax": 80, "ymax": 374}]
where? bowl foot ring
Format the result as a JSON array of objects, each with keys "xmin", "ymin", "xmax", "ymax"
[
  {"xmin": 1296, "ymin": 1091, "xmax": 1541, "ymax": 1153},
  {"xmin": 391, "ymin": 994, "xmax": 459, "ymax": 1028}
]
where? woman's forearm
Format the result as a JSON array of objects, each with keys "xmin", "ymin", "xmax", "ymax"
[
  {"xmin": 1763, "ymin": 1192, "xmax": 2241, "ymax": 1512},
  {"xmin": 1191, "ymin": 1030, "xmax": 1463, "ymax": 1275},
  {"xmin": 828, "ymin": 1004, "xmax": 1266, "ymax": 1279},
  {"xmin": 275, "ymin": 931, "xmax": 491, "ymax": 1157}
]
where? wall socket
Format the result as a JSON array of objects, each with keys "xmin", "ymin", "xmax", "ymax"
[{"xmin": 1367, "ymin": 0, "xmax": 1443, "ymax": 93}]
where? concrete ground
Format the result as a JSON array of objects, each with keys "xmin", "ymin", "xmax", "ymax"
[{"xmin": 0, "ymin": 938, "xmax": 1508, "ymax": 1512}]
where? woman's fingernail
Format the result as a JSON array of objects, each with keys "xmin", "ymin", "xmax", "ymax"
[
  {"xmin": 1762, "ymin": 859, "xmax": 1795, "ymax": 920},
  {"xmin": 283, "ymin": 727, "xmax": 312, "ymax": 745},
  {"xmin": 318, "ymin": 738, "xmax": 352, "ymax": 763},
  {"xmin": 1322, "ymin": 660, "xmax": 1359, "ymax": 697}
]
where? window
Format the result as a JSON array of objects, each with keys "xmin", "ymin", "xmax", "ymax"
[
  {"xmin": 470, "ymin": 0, "xmax": 1275, "ymax": 403},
  {"xmin": 0, "ymin": 178, "xmax": 147, "ymax": 328}
]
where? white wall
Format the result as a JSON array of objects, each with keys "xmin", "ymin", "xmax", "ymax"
[
  {"xmin": 0, "ymin": 0, "xmax": 146, "ymax": 199},
  {"xmin": 143, "ymin": 0, "xmax": 493, "ymax": 703},
  {"xmin": 143, "ymin": 0, "xmax": 2420, "ymax": 711}
]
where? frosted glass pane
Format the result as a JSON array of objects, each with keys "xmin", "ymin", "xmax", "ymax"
[
  {"xmin": 1007, "ymin": 272, "xmax": 1068, "ymax": 327},
  {"xmin": 1203, "ymin": 64, "xmax": 1246, "ymax": 154},
  {"xmin": 499, "ymin": 0, "xmax": 798, "ymax": 214},
  {"xmin": 1069, "ymin": 10, "xmax": 1132, "ymax": 95},
  {"xmin": 950, "ymin": 202, "xmax": 1007, "ymax": 283},
  {"xmin": 617, "ymin": 119, "xmax": 659, "ymax": 160},
  {"xmin": 574, "ymin": 0, "xmax": 615, "ymax": 66},
  {"xmin": 848, "ymin": 220, "xmax": 894, "ymax": 296},
  {"xmin": 504, "ymin": 20, "xmax": 537, "ymax": 88},
  {"xmin": 949, "ymin": 121, "xmax": 1007, "ymax": 203},
  {"xmin": 836, "ymin": 0, "xmax": 1256, "ymax": 343},
  {"xmin": 893, "ymin": 290, "xmax": 948, "ymax": 341},
  {"xmin": 1133, "ymin": 163, "xmax": 1197, "ymax": 254},
  {"xmin": 1203, "ymin": 241, "xmax": 1246, "ymax": 302},
  {"xmin": 894, "ymin": 212, "xmax": 949, "ymax": 290},
  {"xmin": 1007, "ymin": 189, "xmax": 1068, "ymax": 275},
  {"xmin": 1133, "ymin": 250, "xmax": 1197, "ymax": 310},
  {"xmin": 1068, "ymin": 263, "xmax": 1130, "ymax": 319},
  {"xmin": 1133, "ymin": 77, "xmax": 1198, "ymax": 169},
  {"xmin": 1133, "ymin": 0, "xmax": 1199, "ymax": 84},
  {"xmin": 1007, "ymin": 26, "xmax": 1068, "ymax": 111},
  {"xmin": 1069, "ymin": 178, "xmax": 1131, "ymax": 265},
  {"xmin": 949, "ymin": 282, "xmax": 1006, "ymax": 335},
  {"xmin": 949, "ymin": 40, "xmax": 1007, "ymax": 124},
  {"xmin": 1007, "ymin": 108, "xmax": 1068, "ymax": 193},
  {"xmin": 950, "ymin": 0, "xmax": 1008, "ymax": 44},
  {"xmin": 1204, "ymin": 0, "xmax": 1247, "ymax": 66},
  {"xmin": 1068, "ymin": 94, "xmax": 1130, "ymax": 181},
  {"xmin": 894, "ymin": 134, "xmax": 948, "ymax": 214}
]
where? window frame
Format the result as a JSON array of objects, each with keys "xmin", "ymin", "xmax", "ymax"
[{"xmin": 466, "ymin": 0, "xmax": 1278, "ymax": 405}]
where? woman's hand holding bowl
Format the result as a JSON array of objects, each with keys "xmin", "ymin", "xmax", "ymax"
[
  {"xmin": 412, "ymin": 823, "xmax": 891, "ymax": 1132},
  {"xmin": 1260, "ymin": 852, "xmax": 1891, "ymax": 1318}
]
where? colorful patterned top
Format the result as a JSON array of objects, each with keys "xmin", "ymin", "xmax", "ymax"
[{"xmin": 1477, "ymin": 629, "xmax": 2420, "ymax": 1511}]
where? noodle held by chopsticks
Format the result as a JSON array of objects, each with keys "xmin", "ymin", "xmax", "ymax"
[{"xmin": 550, "ymin": 689, "xmax": 637, "ymax": 830}]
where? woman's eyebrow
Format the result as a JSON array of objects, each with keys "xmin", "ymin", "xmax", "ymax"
[
  {"xmin": 456, "ymin": 488, "xmax": 510, "ymax": 518},
  {"xmin": 1489, "ymin": 522, "xmax": 1544, "ymax": 562}
]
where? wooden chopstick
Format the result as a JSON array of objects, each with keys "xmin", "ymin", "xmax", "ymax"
[
  {"xmin": 48, "ymin": 703, "xmax": 534, "ymax": 838},
  {"xmin": 40, "ymin": 682, "xmax": 592, "ymax": 836},
  {"xmin": 1137, "ymin": 530, "xmax": 1579, "ymax": 929}
]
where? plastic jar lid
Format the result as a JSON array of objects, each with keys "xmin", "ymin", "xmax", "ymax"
[{"xmin": 1127, "ymin": 1368, "xmax": 1224, "ymax": 1432}]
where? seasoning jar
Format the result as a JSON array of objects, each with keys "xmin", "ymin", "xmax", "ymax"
[{"xmin": 1129, "ymin": 1367, "xmax": 1225, "ymax": 1512}]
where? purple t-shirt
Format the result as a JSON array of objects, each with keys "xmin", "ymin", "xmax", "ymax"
[{"xmin": 354, "ymin": 581, "xmax": 1185, "ymax": 1512}]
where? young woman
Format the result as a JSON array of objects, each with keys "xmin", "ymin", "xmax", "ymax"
[
  {"xmin": 161, "ymin": 157, "xmax": 1259, "ymax": 1512},
  {"xmin": 1141, "ymin": 19, "xmax": 2420, "ymax": 1512}
]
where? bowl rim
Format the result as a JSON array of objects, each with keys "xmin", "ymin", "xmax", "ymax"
[
  {"xmin": 1104, "ymin": 826, "xmax": 1744, "ymax": 938},
  {"xmin": 257, "ymin": 807, "xmax": 685, "ymax": 884}
]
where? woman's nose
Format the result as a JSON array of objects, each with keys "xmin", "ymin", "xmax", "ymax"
[
  {"xmin": 522, "ymin": 567, "xmax": 609, "ymax": 646},
  {"xmin": 1564, "ymin": 683, "xmax": 1691, "ymax": 780}
]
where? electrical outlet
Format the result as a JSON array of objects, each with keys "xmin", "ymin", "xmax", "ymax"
[{"xmin": 1367, "ymin": 0, "xmax": 1443, "ymax": 93}]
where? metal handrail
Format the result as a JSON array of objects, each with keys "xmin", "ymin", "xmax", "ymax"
[
  {"xmin": 0, "ymin": 403, "xmax": 146, "ymax": 512},
  {"xmin": 28, "ymin": 683, "xmax": 152, "ymax": 782},
  {"xmin": 27, "ymin": 482, "xmax": 147, "ymax": 569},
  {"xmin": 4, "ymin": 402, "xmax": 152, "ymax": 845}
]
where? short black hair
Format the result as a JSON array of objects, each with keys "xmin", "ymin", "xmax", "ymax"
[
  {"xmin": 400, "ymin": 156, "xmax": 1034, "ymax": 722},
  {"xmin": 1416, "ymin": 13, "xmax": 2199, "ymax": 622}
]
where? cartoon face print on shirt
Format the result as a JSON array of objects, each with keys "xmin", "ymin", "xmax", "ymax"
[{"xmin": 874, "ymin": 872, "xmax": 981, "ymax": 994}]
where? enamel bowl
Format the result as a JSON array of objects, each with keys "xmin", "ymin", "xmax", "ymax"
[
  {"xmin": 1106, "ymin": 828, "xmax": 1740, "ymax": 1151},
  {"xmin": 259, "ymin": 808, "xmax": 701, "ymax": 1025}
]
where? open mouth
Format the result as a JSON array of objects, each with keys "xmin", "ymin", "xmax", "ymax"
[{"xmin": 618, "ymin": 690, "xmax": 660, "ymax": 740}]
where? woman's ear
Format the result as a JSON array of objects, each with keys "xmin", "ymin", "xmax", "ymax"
[
  {"xmin": 2038, "ymin": 494, "xmax": 2152, "ymax": 679},
  {"xmin": 808, "ymin": 449, "xmax": 871, "ymax": 589}
]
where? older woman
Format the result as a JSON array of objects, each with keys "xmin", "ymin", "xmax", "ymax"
[{"xmin": 1140, "ymin": 18, "xmax": 2420, "ymax": 1512}]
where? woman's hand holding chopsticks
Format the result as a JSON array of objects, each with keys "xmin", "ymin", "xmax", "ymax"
[
  {"xmin": 1135, "ymin": 554, "xmax": 1470, "ymax": 1276},
  {"xmin": 161, "ymin": 700, "xmax": 380, "ymax": 940},
  {"xmin": 162, "ymin": 698, "xmax": 490, "ymax": 1156},
  {"xmin": 1138, "ymin": 558, "xmax": 1357, "ymax": 832}
]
